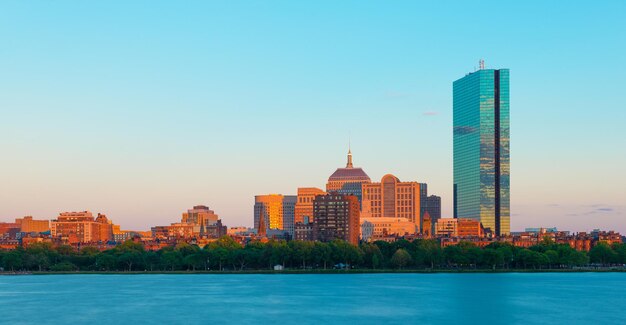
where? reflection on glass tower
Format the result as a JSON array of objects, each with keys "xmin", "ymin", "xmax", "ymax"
[{"xmin": 453, "ymin": 63, "xmax": 510, "ymax": 236}]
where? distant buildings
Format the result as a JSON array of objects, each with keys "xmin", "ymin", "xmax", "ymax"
[
  {"xmin": 227, "ymin": 227, "xmax": 254, "ymax": 236},
  {"xmin": 423, "ymin": 195, "xmax": 441, "ymax": 230},
  {"xmin": 360, "ymin": 217, "xmax": 417, "ymax": 242},
  {"xmin": 436, "ymin": 218, "xmax": 458, "ymax": 237},
  {"xmin": 0, "ymin": 216, "xmax": 49, "ymax": 239},
  {"xmin": 435, "ymin": 218, "xmax": 485, "ymax": 238},
  {"xmin": 457, "ymin": 218, "xmax": 485, "ymax": 238},
  {"xmin": 422, "ymin": 212, "xmax": 433, "ymax": 238},
  {"xmin": 326, "ymin": 148, "xmax": 371, "ymax": 204},
  {"xmin": 15, "ymin": 216, "xmax": 50, "ymax": 233},
  {"xmin": 182, "ymin": 205, "xmax": 219, "ymax": 228},
  {"xmin": 313, "ymin": 193, "xmax": 360, "ymax": 245},
  {"xmin": 254, "ymin": 194, "xmax": 296, "ymax": 238},
  {"xmin": 453, "ymin": 65, "xmax": 510, "ymax": 236},
  {"xmin": 294, "ymin": 222, "xmax": 314, "ymax": 241},
  {"xmin": 295, "ymin": 187, "xmax": 326, "ymax": 224},
  {"xmin": 418, "ymin": 184, "xmax": 442, "ymax": 235},
  {"xmin": 151, "ymin": 205, "xmax": 227, "ymax": 241},
  {"xmin": 361, "ymin": 174, "xmax": 421, "ymax": 229},
  {"xmin": 50, "ymin": 211, "xmax": 113, "ymax": 244}
]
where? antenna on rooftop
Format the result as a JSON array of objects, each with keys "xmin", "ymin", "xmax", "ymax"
[{"xmin": 479, "ymin": 59, "xmax": 485, "ymax": 70}]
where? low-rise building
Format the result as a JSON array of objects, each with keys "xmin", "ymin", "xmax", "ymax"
[
  {"xmin": 435, "ymin": 218, "xmax": 458, "ymax": 237},
  {"xmin": 360, "ymin": 217, "xmax": 417, "ymax": 242},
  {"xmin": 457, "ymin": 218, "xmax": 485, "ymax": 238}
]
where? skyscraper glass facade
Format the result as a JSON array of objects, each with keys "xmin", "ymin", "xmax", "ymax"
[{"xmin": 453, "ymin": 68, "xmax": 510, "ymax": 236}]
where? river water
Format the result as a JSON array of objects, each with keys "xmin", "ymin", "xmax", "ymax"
[{"xmin": 1, "ymin": 273, "xmax": 624, "ymax": 324}]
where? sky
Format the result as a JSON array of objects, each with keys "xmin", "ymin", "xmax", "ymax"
[{"xmin": 1, "ymin": 1, "xmax": 625, "ymax": 232}]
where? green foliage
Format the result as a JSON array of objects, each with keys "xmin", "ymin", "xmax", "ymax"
[
  {"xmin": 589, "ymin": 243, "xmax": 617, "ymax": 265},
  {"xmin": 50, "ymin": 262, "xmax": 78, "ymax": 272},
  {"xmin": 390, "ymin": 249, "xmax": 412, "ymax": 269},
  {"xmin": 1, "ymin": 236, "xmax": 624, "ymax": 272}
]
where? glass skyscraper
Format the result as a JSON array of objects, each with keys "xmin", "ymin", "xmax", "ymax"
[{"xmin": 453, "ymin": 67, "xmax": 510, "ymax": 236}]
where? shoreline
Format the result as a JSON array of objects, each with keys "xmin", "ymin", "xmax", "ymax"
[{"xmin": 2, "ymin": 268, "xmax": 626, "ymax": 275}]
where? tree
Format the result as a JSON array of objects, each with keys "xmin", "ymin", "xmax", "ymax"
[
  {"xmin": 23, "ymin": 243, "xmax": 56, "ymax": 271},
  {"xmin": 183, "ymin": 253, "xmax": 205, "ymax": 271},
  {"xmin": 161, "ymin": 250, "xmax": 183, "ymax": 271},
  {"xmin": 612, "ymin": 243, "xmax": 626, "ymax": 264},
  {"xmin": 443, "ymin": 245, "xmax": 466, "ymax": 267},
  {"xmin": 313, "ymin": 242, "xmax": 332, "ymax": 269},
  {"xmin": 361, "ymin": 243, "xmax": 384, "ymax": 269},
  {"xmin": 545, "ymin": 250, "xmax": 559, "ymax": 269},
  {"xmin": 95, "ymin": 253, "xmax": 117, "ymax": 271},
  {"xmin": 391, "ymin": 249, "xmax": 412, "ymax": 269},
  {"xmin": 331, "ymin": 240, "xmax": 362, "ymax": 268},
  {"xmin": 50, "ymin": 262, "xmax": 78, "ymax": 272},
  {"xmin": 3, "ymin": 250, "xmax": 24, "ymax": 271},
  {"xmin": 208, "ymin": 247, "xmax": 228, "ymax": 271},
  {"xmin": 589, "ymin": 243, "xmax": 617, "ymax": 265},
  {"xmin": 481, "ymin": 248, "xmax": 504, "ymax": 270},
  {"xmin": 118, "ymin": 251, "xmax": 143, "ymax": 271},
  {"xmin": 419, "ymin": 240, "xmax": 442, "ymax": 269}
]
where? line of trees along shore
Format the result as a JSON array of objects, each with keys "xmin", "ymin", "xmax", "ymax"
[{"xmin": 1, "ymin": 237, "xmax": 625, "ymax": 272}]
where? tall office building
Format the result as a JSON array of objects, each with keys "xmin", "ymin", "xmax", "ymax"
[
  {"xmin": 254, "ymin": 194, "xmax": 297, "ymax": 238},
  {"xmin": 361, "ymin": 174, "xmax": 421, "ymax": 229},
  {"xmin": 294, "ymin": 187, "xmax": 326, "ymax": 224},
  {"xmin": 326, "ymin": 148, "xmax": 371, "ymax": 204},
  {"xmin": 282, "ymin": 196, "xmax": 297, "ymax": 239},
  {"xmin": 424, "ymin": 195, "xmax": 441, "ymax": 221},
  {"xmin": 453, "ymin": 63, "xmax": 510, "ymax": 236}
]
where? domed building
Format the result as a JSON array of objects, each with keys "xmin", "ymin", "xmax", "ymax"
[{"xmin": 326, "ymin": 148, "xmax": 371, "ymax": 203}]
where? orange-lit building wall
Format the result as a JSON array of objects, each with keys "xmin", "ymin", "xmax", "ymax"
[
  {"xmin": 361, "ymin": 174, "xmax": 420, "ymax": 229},
  {"xmin": 15, "ymin": 216, "xmax": 50, "ymax": 233},
  {"xmin": 295, "ymin": 187, "xmax": 326, "ymax": 224},
  {"xmin": 361, "ymin": 217, "xmax": 417, "ymax": 239},
  {"xmin": 182, "ymin": 205, "xmax": 219, "ymax": 226},
  {"xmin": 436, "ymin": 218, "xmax": 458, "ymax": 237},
  {"xmin": 457, "ymin": 218, "xmax": 484, "ymax": 238},
  {"xmin": 51, "ymin": 211, "xmax": 113, "ymax": 243},
  {"xmin": 254, "ymin": 194, "xmax": 285, "ymax": 230}
]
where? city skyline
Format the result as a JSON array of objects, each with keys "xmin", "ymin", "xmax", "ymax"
[{"xmin": 1, "ymin": 1, "xmax": 625, "ymax": 233}]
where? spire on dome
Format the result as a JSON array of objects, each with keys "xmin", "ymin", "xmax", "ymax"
[{"xmin": 346, "ymin": 142, "xmax": 353, "ymax": 168}]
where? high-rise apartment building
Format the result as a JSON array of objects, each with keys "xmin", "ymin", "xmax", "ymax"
[
  {"xmin": 361, "ymin": 174, "xmax": 421, "ymax": 230},
  {"xmin": 313, "ymin": 193, "xmax": 360, "ymax": 245},
  {"xmin": 453, "ymin": 64, "xmax": 510, "ymax": 236},
  {"xmin": 326, "ymin": 148, "xmax": 371, "ymax": 204},
  {"xmin": 254, "ymin": 194, "xmax": 297, "ymax": 238}
]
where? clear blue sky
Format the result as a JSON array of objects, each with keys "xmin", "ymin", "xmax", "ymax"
[{"xmin": 1, "ymin": 1, "xmax": 625, "ymax": 232}]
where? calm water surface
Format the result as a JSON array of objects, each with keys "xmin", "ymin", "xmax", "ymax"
[{"xmin": 1, "ymin": 273, "xmax": 624, "ymax": 324}]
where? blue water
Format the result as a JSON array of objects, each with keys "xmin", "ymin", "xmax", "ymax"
[{"xmin": 1, "ymin": 273, "xmax": 625, "ymax": 324}]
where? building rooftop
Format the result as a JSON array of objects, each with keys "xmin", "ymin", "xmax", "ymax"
[
  {"xmin": 328, "ymin": 167, "xmax": 370, "ymax": 181},
  {"xmin": 327, "ymin": 147, "xmax": 371, "ymax": 181}
]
